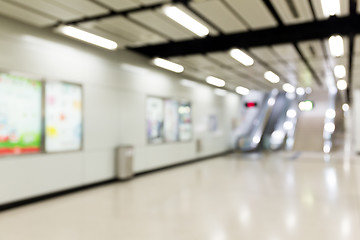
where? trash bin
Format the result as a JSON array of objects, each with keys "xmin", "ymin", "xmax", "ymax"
[{"xmin": 116, "ymin": 145, "xmax": 134, "ymax": 180}]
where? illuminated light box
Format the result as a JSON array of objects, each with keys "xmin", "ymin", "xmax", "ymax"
[
  {"xmin": 146, "ymin": 97, "xmax": 164, "ymax": 143},
  {"xmin": 164, "ymin": 99, "xmax": 179, "ymax": 142},
  {"xmin": 45, "ymin": 82, "xmax": 82, "ymax": 152},
  {"xmin": 178, "ymin": 102, "xmax": 192, "ymax": 141},
  {"xmin": 0, "ymin": 73, "xmax": 42, "ymax": 155}
]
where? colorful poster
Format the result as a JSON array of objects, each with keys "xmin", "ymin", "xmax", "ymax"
[
  {"xmin": 45, "ymin": 82, "xmax": 82, "ymax": 152},
  {"xmin": 0, "ymin": 73, "xmax": 42, "ymax": 155},
  {"xmin": 178, "ymin": 102, "xmax": 192, "ymax": 141},
  {"xmin": 146, "ymin": 97, "xmax": 164, "ymax": 143},
  {"xmin": 164, "ymin": 99, "xmax": 179, "ymax": 142}
]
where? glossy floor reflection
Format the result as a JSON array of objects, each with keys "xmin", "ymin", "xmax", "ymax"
[{"xmin": 1, "ymin": 152, "xmax": 360, "ymax": 240}]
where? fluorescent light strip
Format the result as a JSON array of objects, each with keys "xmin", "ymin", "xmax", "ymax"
[
  {"xmin": 282, "ymin": 83, "xmax": 295, "ymax": 93},
  {"xmin": 235, "ymin": 86, "xmax": 250, "ymax": 95},
  {"xmin": 57, "ymin": 26, "xmax": 118, "ymax": 50},
  {"xmin": 163, "ymin": 6, "xmax": 209, "ymax": 37},
  {"xmin": 337, "ymin": 79, "xmax": 347, "ymax": 90},
  {"xmin": 206, "ymin": 76, "xmax": 225, "ymax": 87},
  {"xmin": 328, "ymin": 35, "xmax": 344, "ymax": 57},
  {"xmin": 230, "ymin": 48, "xmax": 254, "ymax": 66},
  {"xmin": 334, "ymin": 65, "xmax": 346, "ymax": 78},
  {"xmin": 264, "ymin": 71, "xmax": 280, "ymax": 83},
  {"xmin": 321, "ymin": 0, "xmax": 340, "ymax": 17},
  {"xmin": 153, "ymin": 58, "xmax": 184, "ymax": 73}
]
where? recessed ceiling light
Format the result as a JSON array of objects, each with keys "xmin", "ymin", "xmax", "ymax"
[
  {"xmin": 325, "ymin": 109, "xmax": 336, "ymax": 119},
  {"xmin": 334, "ymin": 65, "xmax": 346, "ymax": 78},
  {"xmin": 153, "ymin": 58, "xmax": 184, "ymax": 73},
  {"xmin": 230, "ymin": 48, "xmax": 254, "ymax": 67},
  {"xmin": 342, "ymin": 103, "xmax": 349, "ymax": 111},
  {"xmin": 328, "ymin": 35, "xmax": 344, "ymax": 57},
  {"xmin": 296, "ymin": 87, "xmax": 305, "ymax": 96},
  {"xmin": 163, "ymin": 5, "xmax": 209, "ymax": 37},
  {"xmin": 286, "ymin": 109, "xmax": 297, "ymax": 118},
  {"xmin": 336, "ymin": 79, "xmax": 347, "ymax": 90},
  {"xmin": 206, "ymin": 76, "xmax": 225, "ymax": 87},
  {"xmin": 56, "ymin": 25, "xmax": 118, "ymax": 50},
  {"xmin": 264, "ymin": 71, "xmax": 280, "ymax": 83},
  {"xmin": 235, "ymin": 86, "xmax": 250, "ymax": 95},
  {"xmin": 282, "ymin": 83, "xmax": 295, "ymax": 93},
  {"xmin": 321, "ymin": 0, "xmax": 340, "ymax": 17}
]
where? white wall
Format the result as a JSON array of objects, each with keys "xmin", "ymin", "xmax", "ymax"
[
  {"xmin": 0, "ymin": 16, "xmax": 242, "ymax": 205},
  {"xmin": 354, "ymin": 90, "xmax": 360, "ymax": 154}
]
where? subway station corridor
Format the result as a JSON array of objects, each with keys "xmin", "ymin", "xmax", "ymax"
[{"xmin": 1, "ymin": 150, "xmax": 360, "ymax": 240}]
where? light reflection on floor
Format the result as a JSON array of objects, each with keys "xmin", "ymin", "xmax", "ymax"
[{"xmin": 0, "ymin": 150, "xmax": 360, "ymax": 239}]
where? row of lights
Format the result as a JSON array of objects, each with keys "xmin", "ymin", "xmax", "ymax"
[{"xmin": 55, "ymin": 3, "xmax": 347, "ymax": 95}]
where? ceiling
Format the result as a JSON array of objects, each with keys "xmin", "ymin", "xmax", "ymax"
[{"xmin": 0, "ymin": 0, "xmax": 359, "ymax": 100}]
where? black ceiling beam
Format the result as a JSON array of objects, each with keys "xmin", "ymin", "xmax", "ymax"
[{"xmin": 131, "ymin": 15, "xmax": 360, "ymax": 58}]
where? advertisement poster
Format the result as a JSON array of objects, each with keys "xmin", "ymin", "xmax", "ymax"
[
  {"xmin": 45, "ymin": 82, "xmax": 82, "ymax": 152},
  {"xmin": 0, "ymin": 73, "xmax": 42, "ymax": 155},
  {"xmin": 164, "ymin": 99, "xmax": 179, "ymax": 142},
  {"xmin": 178, "ymin": 102, "xmax": 192, "ymax": 141},
  {"xmin": 146, "ymin": 97, "xmax": 164, "ymax": 143}
]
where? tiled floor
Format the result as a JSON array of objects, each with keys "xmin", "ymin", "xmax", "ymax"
[{"xmin": 1, "ymin": 151, "xmax": 360, "ymax": 240}]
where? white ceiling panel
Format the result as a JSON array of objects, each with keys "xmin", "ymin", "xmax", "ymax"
[
  {"xmin": 95, "ymin": 0, "xmax": 140, "ymax": 11},
  {"xmin": 311, "ymin": 0, "xmax": 349, "ymax": 20},
  {"xmin": 308, "ymin": 58, "xmax": 330, "ymax": 79},
  {"xmin": 298, "ymin": 40, "xmax": 326, "ymax": 58},
  {"xmin": 224, "ymin": 0, "xmax": 278, "ymax": 30},
  {"xmin": 207, "ymin": 51, "xmax": 243, "ymax": 67},
  {"xmin": 11, "ymin": 0, "xmax": 82, "ymax": 22},
  {"xmin": 97, "ymin": 16, "xmax": 167, "ymax": 46},
  {"xmin": 357, "ymin": 0, "xmax": 360, "ymax": 14},
  {"xmin": 52, "ymin": 0, "xmax": 109, "ymax": 17},
  {"xmin": 354, "ymin": 55, "xmax": 360, "ymax": 67},
  {"xmin": 249, "ymin": 46, "xmax": 280, "ymax": 62},
  {"xmin": 172, "ymin": 54, "xmax": 220, "ymax": 69},
  {"xmin": 129, "ymin": 10, "xmax": 194, "ymax": 41},
  {"xmin": 190, "ymin": 0, "xmax": 247, "ymax": 34},
  {"xmin": 354, "ymin": 35, "xmax": 360, "ymax": 54},
  {"xmin": 272, "ymin": 43, "xmax": 301, "ymax": 61},
  {"xmin": 166, "ymin": 4, "xmax": 219, "ymax": 37},
  {"xmin": 270, "ymin": 0, "xmax": 314, "ymax": 25},
  {"xmin": 351, "ymin": 70, "xmax": 360, "ymax": 88},
  {"xmin": 0, "ymin": 1, "xmax": 56, "ymax": 27}
]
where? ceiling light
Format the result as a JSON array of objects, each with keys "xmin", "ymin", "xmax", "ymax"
[
  {"xmin": 298, "ymin": 100, "xmax": 314, "ymax": 111},
  {"xmin": 283, "ymin": 121, "xmax": 294, "ymax": 130},
  {"xmin": 328, "ymin": 35, "xmax": 344, "ymax": 57},
  {"xmin": 286, "ymin": 109, "xmax": 297, "ymax": 118},
  {"xmin": 324, "ymin": 122, "xmax": 335, "ymax": 133},
  {"xmin": 163, "ymin": 6, "xmax": 209, "ymax": 37},
  {"xmin": 336, "ymin": 79, "xmax": 347, "ymax": 90},
  {"xmin": 321, "ymin": 0, "xmax": 340, "ymax": 17},
  {"xmin": 325, "ymin": 109, "xmax": 336, "ymax": 119},
  {"xmin": 264, "ymin": 71, "xmax": 280, "ymax": 83},
  {"xmin": 230, "ymin": 48, "xmax": 254, "ymax": 66},
  {"xmin": 206, "ymin": 76, "xmax": 225, "ymax": 87},
  {"xmin": 282, "ymin": 83, "xmax": 295, "ymax": 93},
  {"xmin": 214, "ymin": 88, "xmax": 227, "ymax": 96},
  {"xmin": 334, "ymin": 65, "xmax": 346, "ymax": 78},
  {"xmin": 236, "ymin": 86, "xmax": 250, "ymax": 95},
  {"xmin": 342, "ymin": 103, "xmax": 349, "ymax": 112},
  {"xmin": 153, "ymin": 58, "xmax": 184, "ymax": 73},
  {"xmin": 57, "ymin": 25, "xmax": 118, "ymax": 50},
  {"xmin": 296, "ymin": 87, "xmax": 305, "ymax": 95}
]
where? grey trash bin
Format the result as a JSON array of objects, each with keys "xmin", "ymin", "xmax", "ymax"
[{"xmin": 116, "ymin": 145, "xmax": 134, "ymax": 180}]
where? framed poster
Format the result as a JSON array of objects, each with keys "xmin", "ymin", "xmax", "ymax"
[
  {"xmin": 178, "ymin": 102, "xmax": 192, "ymax": 141},
  {"xmin": 45, "ymin": 81, "xmax": 82, "ymax": 152},
  {"xmin": 164, "ymin": 99, "xmax": 179, "ymax": 142},
  {"xmin": 146, "ymin": 97, "xmax": 164, "ymax": 143},
  {"xmin": 0, "ymin": 73, "xmax": 42, "ymax": 155}
]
